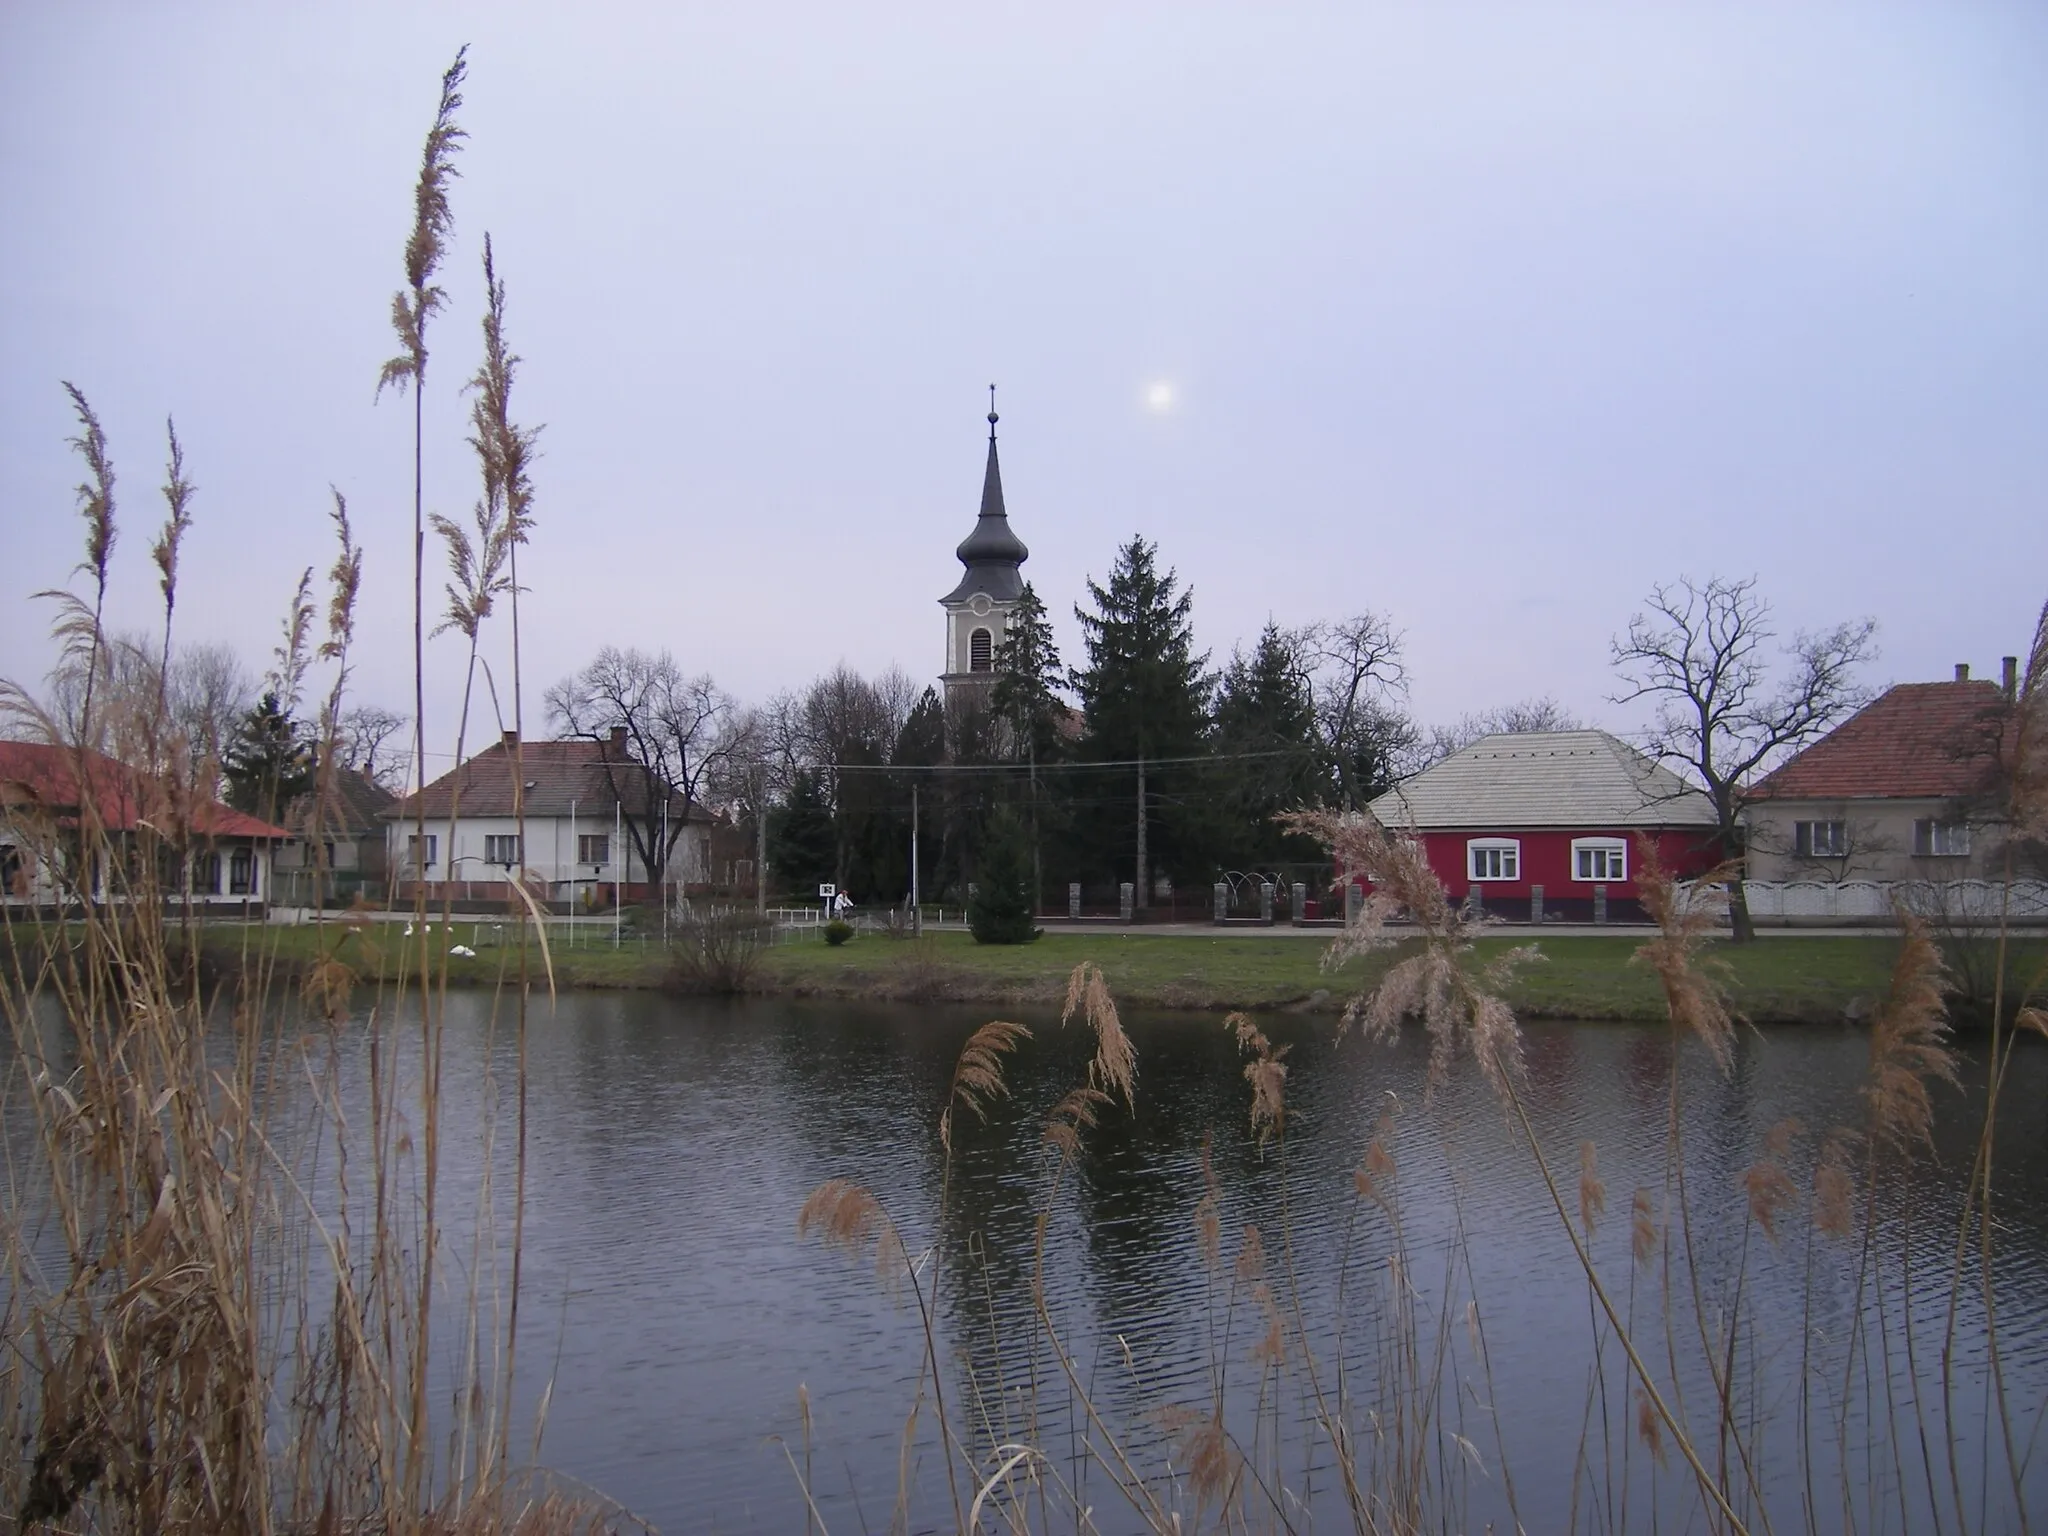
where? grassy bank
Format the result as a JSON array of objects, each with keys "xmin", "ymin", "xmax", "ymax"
[{"xmin": 179, "ymin": 920, "xmax": 1956, "ymax": 1024}]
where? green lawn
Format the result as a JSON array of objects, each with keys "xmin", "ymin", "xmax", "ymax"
[{"xmin": 195, "ymin": 919, "xmax": 1932, "ymax": 1024}]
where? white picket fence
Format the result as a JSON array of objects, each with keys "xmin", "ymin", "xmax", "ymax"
[{"xmin": 1680, "ymin": 879, "xmax": 2048, "ymax": 926}]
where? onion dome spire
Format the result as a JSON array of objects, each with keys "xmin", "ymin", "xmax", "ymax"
[{"xmin": 943, "ymin": 386, "xmax": 1028, "ymax": 603}]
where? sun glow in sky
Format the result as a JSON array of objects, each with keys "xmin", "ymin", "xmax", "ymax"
[{"xmin": 1144, "ymin": 381, "xmax": 1175, "ymax": 413}]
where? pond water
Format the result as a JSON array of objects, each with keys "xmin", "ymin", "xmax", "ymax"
[{"xmin": 11, "ymin": 984, "xmax": 2048, "ymax": 1532}]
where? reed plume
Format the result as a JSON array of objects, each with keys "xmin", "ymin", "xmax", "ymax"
[
  {"xmin": 1042, "ymin": 1086, "xmax": 1111, "ymax": 1159},
  {"xmin": 1579, "ymin": 1140, "xmax": 1607, "ymax": 1240},
  {"xmin": 1630, "ymin": 1187, "xmax": 1659, "ymax": 1266},
  {"xmin": 1631, "ymin": 835, "xmax": 1738, "ymax": 1071},
  {"xmin": 1194, "ymin": 1132, "xmax": 1222, "ymax": 1271},
  {"xmin": 378, "ymin": 49, "xmax": 467, "ymax": 401},
  {"xmin": 1061, "ymin": 961, "xmax": 1135, "ymax": 1109},
  {"xmin": 1288, "ymin": 808, "xmax": 1532, "ymax": 1101},
  {"xmin": 1862, "ymin": 911, "xmax": 1957, "ymax": 1154},
  {"xmin": 939, "ymin": 1019, "xmax": 1030, "ymax": 1156},
  {"xmin": 151, "ymin": 417, "xmax": 196, "ymax": 705},
  {"xmin": 1226, "ymin": 1011, "xmax": 1288, "ymax": 1146},
  {"xmin": 798, "ymin": 1179, "xmax": 913, "ymax": 1293}
]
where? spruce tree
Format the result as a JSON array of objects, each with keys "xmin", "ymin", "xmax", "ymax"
[
  {"xmin": 990, "ymin": 582, "xmax": 1065, "ymax": 763},
  {"xmin": 222, "ymin": 692, "xmax": 315, "ymax": 820},
  {"xmin": 766, "ymin": 771, "xmax": 836, "ymax": 895},
  {"xmin": 1070, "ymin": 537, "xmax": 1213, "ymax": 895},
  {"xmin": 1213, "ymin": 623, "xmax": 1325, "ymax": 868},
  {"xmin": 967, "ymin": 809, "xmax": 1039, "ymax": 944}
]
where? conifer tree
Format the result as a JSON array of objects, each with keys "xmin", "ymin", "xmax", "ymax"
[
  {"xmin": 967, "ymin": 809, "xmax": 1040, "ymax": 944},
  {"xmin": 1213, "ymin": 622, "xmax": 1325, "ymax": 867},
  {"xmin": 1070, "ymin": 537, "xmax": 1214, "ymax": 897},
  {"xmin": 222, "ymin": 692, "xmax": 315, "ymax": 820}
]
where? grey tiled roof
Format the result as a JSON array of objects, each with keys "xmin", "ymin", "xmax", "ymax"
[{"xmin": 1369, "ymin": 730, "xmax": 1717, "ymax": 830}]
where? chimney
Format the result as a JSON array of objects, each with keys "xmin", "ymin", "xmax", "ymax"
[
  {"xmin": 501, "ymin": 729, "xmax": 518, "ymax": 749},
  {"xmin": 1953, "ymin": 663, "xmax": 1970, "ymax": 681},
  {"xmin": 609, "ymin": 725, "xmax": 628, "ymax": 749},
  {"xmin": 2004, "ymin": 655, "xmax": 2019, "ymax": 701}
]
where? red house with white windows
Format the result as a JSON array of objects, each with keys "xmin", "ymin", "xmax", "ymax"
[{"xmin": 1365, "ymin": 730, "xmax": 1721, "ymax": 923}]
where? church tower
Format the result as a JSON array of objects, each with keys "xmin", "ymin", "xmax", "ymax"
[{"xmin": 940, "ymin": 392, "xmax": 1028, "ymax": 709}]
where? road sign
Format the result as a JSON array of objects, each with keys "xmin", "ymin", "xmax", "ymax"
[{"xmin": 818, "ymin": 883, "xmax": 836, "ymax": 898}]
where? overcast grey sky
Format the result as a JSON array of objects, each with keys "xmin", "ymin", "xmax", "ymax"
[{"xmin": 4, "ymin": 2, "xmax": 2044, "ymax": 774}]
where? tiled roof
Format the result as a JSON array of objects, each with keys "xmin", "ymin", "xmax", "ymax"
[
  {"xmin": 388, "ymin": 734, "xmax": 714, "ymax": 821},
  {"xmin": 1370, "ymin": 730, "xmax": 1718, "ymax": 830},
  {"xmin": 284, "ymin": 766, "xmax": 397, "ymax": 840},
  {"xmin": 0, "ymin": 739, "xmax": 289, "ymax": 839},
  {"xmin": 1750, "ymin": 681, "xmax": 2009, "ymax": 802}
]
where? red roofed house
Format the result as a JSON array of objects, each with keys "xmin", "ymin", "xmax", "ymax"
[
  {"xmin": 1744, "ymin": 663, "xmax": 2017, "ymax": 884},
  {"xmin": 1366, "ymin": 730, "xmax": 1721, "ymax": 923},
  {"xmin": 384, "ymin": 728, "xmax": 718, "ymax": 907},
  {"xmin": 0, "ymin": 738, "xmax": 290, "ymax": 912}
]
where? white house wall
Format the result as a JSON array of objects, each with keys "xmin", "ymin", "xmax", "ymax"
[{"xmin": 388, "ymin": 813, "xmax": 713, "ymax": 888}]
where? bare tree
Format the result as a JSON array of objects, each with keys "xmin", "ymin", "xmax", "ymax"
[
  {"xmin": 335, "ymin": 704, "xmax": 411, "ymax": 789},
  {"xmin": 1296, "ymin": 612, "xmax": 1414, "ymax": 808},
  {"xmin": 46, "ymin": 630, "xmax": 255, "ymax": 795},
  {"xmin": 1612, "ymin": 575, "xmax": 1876, "ymax": 941},
  {"xmin": 545, "ymin": 646, "xmax": 737, "ymax": 890},
  {"xmin": 1421, "ymin": 695, "xmax": 1585, "ymax": 766}
]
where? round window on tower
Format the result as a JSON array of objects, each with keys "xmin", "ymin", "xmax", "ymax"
[
  {"xmin": 969, "ymin": 593, "xmax": 992, "ymax": 617},
  {"xmin": 969, "ymin": 628, "xmax": 993, "ymax": 672}
]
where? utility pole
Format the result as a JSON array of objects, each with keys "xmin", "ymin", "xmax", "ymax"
[
  {"xmin": 1135, "ymin": 751, "xmax": 1148, "ymax": 909},
  {"xmin": 910, "ymin": 779, "xmax": 921, "ymax": 935},
  {"xmin": 1028, "ymin": 740, "xmax": 1039, "ymax": 917},
  {"xmin": 754, "ymin": 768, "xmax": 768, "ymax": 916}
]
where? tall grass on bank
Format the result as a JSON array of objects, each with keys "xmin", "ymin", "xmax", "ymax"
[
  {"xmin": 794, "ymin": 798, "xmax": 2039, "ymax": 1530},
  {"xmin": 2, "ymin": 52, "xmax": 618, "ymax": 1536}
]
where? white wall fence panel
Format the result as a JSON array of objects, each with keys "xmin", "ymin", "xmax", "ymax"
[{"xmin": 1682, "ymin": 879, "xmax": 2048, "ymax": 926}]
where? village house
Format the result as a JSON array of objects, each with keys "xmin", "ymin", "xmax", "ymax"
[
  {"xmin": 0, "ymin": 739, "xmax": 289, "ymax": 913},
  {"xmin": 1366, "ymin": 730, "xmax": 1720, "ymax": 922},
  {"xmin": 1743, "ymin": 662, "xmax": 2018, "ymax": 885},
  {"xmin": 384, "ymin": 729, "xmax": 716, "ymax": 908},
  {"xmin": 273, "ymin": 765, "xmax": 397, "ymax": 906}
]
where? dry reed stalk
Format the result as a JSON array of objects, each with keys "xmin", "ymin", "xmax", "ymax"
[
  {"xmin": 1225, "ymin": 1012, "xmax": 1288, "ymax": 1148},
  {"xmin": 1863, "ymin": 912, "xmax": 1957, "ymax": 1155},
  {"xmin": 1631, "ymin": 836, "xmax": 1739, "ymax": 1072},
  {"xmin": 939, "ymin": 1018, "xmax": 1030, "ymax": 1157},
  {"xmin": 1287, "ymin": 808, "xmax": 1533, "ymax": 1101},
  {"xmin": 1060, "ymin": 961, "xmax": 1135, "ymax": 1109},
  {"xmin": 1579, "ymin": 1141, "xmax": 1607, "ymax": 1240}
]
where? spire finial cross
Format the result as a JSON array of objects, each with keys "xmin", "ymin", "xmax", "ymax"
[{"xmin": 987, "ymin": 382, "xmax": 998, "ymax": 439}]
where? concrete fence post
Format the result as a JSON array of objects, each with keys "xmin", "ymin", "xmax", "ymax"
[
  {"xmin": 1291, "ymin": 882, "xmax": 1307, "ymax": 925},
  {"xmin": 1593, "ymin": 883, "xmax": 1607, "ymax": 924},
  {"xmin": 1213, "ymin": 882, "xmax": 1228, "ymax": 923},
  {"xmin": 1119, "ymin": 882, "xmax": 1134, "ymax": 923},
  {"xmin": 1259, "ymin": 882, "xmax": 1275, "ymax": 925},
  {"xmin": 1345, "ymin": 880, "xmax": 1361, "ymax": 924},
  {"xmin": 1068, "ymin": 881, "xmax": 1081, "ymax": 920},
  {"xmin": 1530, "ymin": 883, "xmax": 1544, "ymax": 925}
]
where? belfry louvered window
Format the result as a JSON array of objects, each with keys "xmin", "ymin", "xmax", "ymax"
[{"xmin": 970, "ymin": 628, "xmax": 993, "ymax": 672}]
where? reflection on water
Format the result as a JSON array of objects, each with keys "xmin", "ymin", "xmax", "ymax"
[{"xmin": 11, "ymin": 987, "xmax": 2048, "ymax": 1531}]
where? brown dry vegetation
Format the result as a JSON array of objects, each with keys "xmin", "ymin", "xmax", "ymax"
[{"xmin": 1, "ymin": 51, "xmax": 631, "ymax": 1536}]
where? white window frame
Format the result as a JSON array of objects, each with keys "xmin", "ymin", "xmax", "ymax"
[
  {"xmin": 1794, "ymin": 820, "xmax": 1846, "ymax": 859},
  {"xmin": 1466, "ymin": 838, "xmax": 1520, "ymax": 882},
  {"xmin": 483, "ymin": 833, "xmax": 523, "ymax": 867},
  {"xmin": 578, "ymin": 833, "xmax": 610, "ymax": 866},
  {"xmin": 1571, "ymin": 837, "xmax": 1628, "ymax": 883},
  {"xmin": 1913, "ymin": 819, "xmax": 1971, "ymax": 858},
  {"xmin": 407, "ymin": 833, "xmax": 438, "ymax": 870}
]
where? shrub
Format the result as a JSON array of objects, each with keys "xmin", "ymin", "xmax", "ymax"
[
  {"xmin": 824, "ymin": 919, "xmax": 855, "ymax": 946},
  {"xmin": 668, "ymin": 908, "xmax": 773, "ymax": 993}
]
